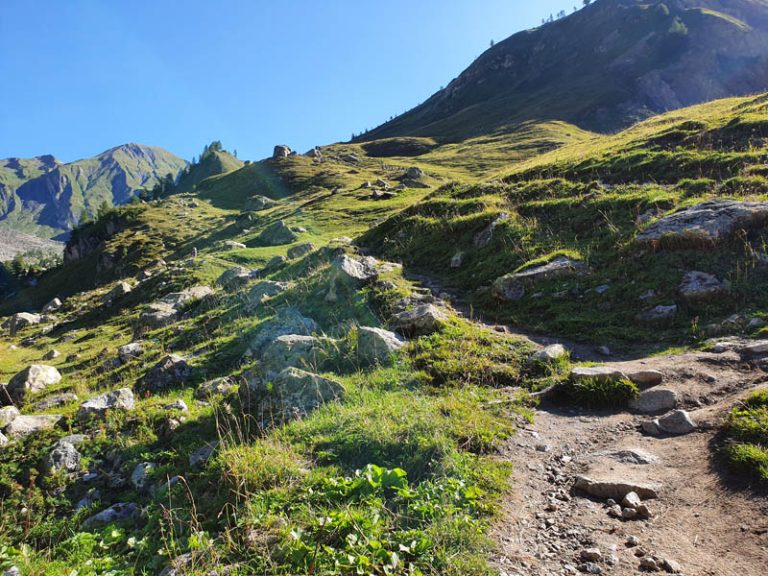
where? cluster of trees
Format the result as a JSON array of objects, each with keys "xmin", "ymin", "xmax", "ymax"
[
  {"xmin": 541, "ymin": 0, "xmax": 591, "ymax": 25},
  {"xmin": 2, "ymin": 249, "xmax": 62, "ymax": 284}
]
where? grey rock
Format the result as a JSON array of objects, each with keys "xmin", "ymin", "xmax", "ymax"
[
  {"xmin": 248, "ymin": 308, "xmax": 318, "ymax": 356},
  {"xmin": 32, "ymin": 392, "xmax": 78, "ymax": 411},
  {"xmin": 641, "ymin": 420, "xmax": 662, "ymax": 435},
  {"xmin": 626, "ymin": 369, "xmax": 664, "ymax": 387},
  {"xmin": 629, "ymin": 388, "xmax": 678, "ymax": 414},
  {"xmin": 573, "ymin": 475, "xmax": 660, "ymax": 500},
  {"xmin": 581, "ymin": 548, "xmax": 602, "ymax": 562},
  {"xmin": 405, "ymin": 166, "xmax": 425, "ymax": 179},
  {"xmin": 390, "ymin": 304, "xmax": 447, "ymax": 336},
  {"xmin": 258, "ymin": 220, "xmax": 298, "ymax": 245},
  {"xmin": 273, "ymin": 145, "xmax": 292, "ymax": 159},
  {"xmin": 195, "ymin": 377, "xmax": 235, "ymax": 399},
  {"xmin": 287, "ymin": 243, "xmax": 315, "ymax": 259},
  {"xmin": 3, "ymin": 566, "xmax": 20, "ymax": 576},
  {"xmin": 118, "ymin": 342, "xmax": 145, "ymax": 363},
  {"xmin": 357, "ymin": 327, "xmax": 404, "ymax": 366},
  {"xmin": 639, "ymin": 557, "xmax": 659, "ymax": 571},
  {"xmin": 158, "ymin": 286, "xmax": 214, "ymax": 309},
  {"xmin": 77, "ymin": 388, "xmax": 135, "ymax": 420},
  {"xmin": 9, "ymin": 312, "xmax": 42, "ymax": 335},
  {"xmin": 216, "ymin": 267, "xmax": 252, "ymax": 289},
  {"xmin": 248, "ymin": 281, "xmax": 290, "ymax": 305},
  {"xmin": 6, "ymin": 365, "xmax": 62, "ymax": 404},
  {"xmin": 140, "ymin": 287, "xmax": 214, "ymax": 329},
  {"xmin": 622, "ymin": 507, "xmax": 638, "ymax": 520},
  {"xmin": 579, "ymin": 562, "xmax": 602, "ymax": 574},
  {"xmin": 103, "ymin": 282, "xmax": 132, "ymax": 305},
  {"xmin": 0, "ymin": 406, "xmax": 21, "ymax": 428},
  {"xmin": 135, "ymin": 355, "xmax": 192, "ymax": 394},
  {"xmin": 657, "ymin": 410, "xmax": 696, "ymax": 435},
  {"xmin": 261, "ymin": 334, "xmax": 338, "ymax": 374},
  {"xmin": 474, "ymin": 213, "xmax": 509, "ymax": 248},
  {"xmin": 240, "ymin": 367, "xmax": 345, "ymax": 423},
  {"xmin": 599, "ymin": 449, "xmax": 657, "ymax": 465},
  {"xmin": 637, "ymin": 200, "xmax": 768, "ymax": 247},
  {"xmin": 163, "ymin": 399, "xmax": 189, "ymax": 412},
  {"xmin": 570, "ymin": 366, "xmax": 628, "ymax": 383},
  {"xmin": 44, "ymin": 440, "xmax": 81, "ymax": 474},
  {"xmin": 637, "ymin": 304, "xmax": 678, "ymax": 323},
  {"xmin": 532, "ymin": 344, "xmax": 568, "ymax": 363},
  {"xmin": 130, "ymin": 462, "xmax": 157, "ymax": 491},
  {"xmin": 661, "ymin": 558, "xmax": 682, "ymax": 573},
  {"xmin": 42, "ymin": 349, "xmax": 61, "ymax": 361},
  {"xmin": 331, "ymin": 254, "xmax": 379, "ymax": 284},
  {"xmin": 4, "ymin": 414, "xmax": 62, "ymax": 439},
  {"xmin": 189, "ymin": 442, "xmax": 218, "ymax": 467},
  {"xmin": 740, "ymin": 340, "xmax": 768, "ymax": 357},
  {"xmin": 622, "ymin": 491, "xmax": 642, "ymax": 509},
  {"xmin": 492, "ymin": 257, "xmax": 589, "ymax": 301},
  {"xmin": 245, "ymin": 195, "xmax": 278, "ymax": 211},
  {"xmin": 450, "ymin": 252, "xmax": 464, "ymax": 268},
  {"xmin": 223, "ymin": 240, "xmax": 246, "ymax": 250},
  {"xmin": 679, "ymin": 271, "xmax": 729, "ymax": 303},
  {"xmin": 82, "ymin": 502, "xmax": 141, "ymax": 529},
  {"xmin": 0, "ymin": 432, "xmax": 8, "ymax": 447}
]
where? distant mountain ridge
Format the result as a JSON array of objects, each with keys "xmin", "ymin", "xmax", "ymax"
[
  {"xmin": 0, "ymin": 143, "xmax": 187, "ymax": 241},
  {"xmin": 363, "ymin": 0, "xmax": 768, "ymax": 142}
]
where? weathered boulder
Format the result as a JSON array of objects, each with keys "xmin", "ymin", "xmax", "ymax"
[
  {"xmin": 273, "ymin": 145, "xmax": 292, "ymax": 159},
  {"xmin": 118, "ymin": 342, "xmax": 145, "ymax": 363},
  {"xmin": 6, "ymin": 365, "xmax": 62, "ymax": 404},
  {"xmin": 44, "ymin": 439, "xmax": 81, "ymax": 475},
  {"xmin": 223, "ymin": 240, "xmax": 247, "ymax": 250},
  {"xmin": 216, "ymin": 267, "xmax": 252, "ymax": 289},
  {"xmin": 627, "ymin": 370, "xmax": 664, "ymax": 387},
  {"xmin": 637, "ymin": 200, "xmax": 768, "ymax": 247},
  {"xmin": 571, "ymin": 366, "xmax": 628, "ymax": 383},
  {"xmin": 357, "ymin": 327, "xmax": 404, "ymax": 366},
  {"xmin": 78, "ymin": 388, "xmax": 136, "ymax": 420},
  {"xmin": 135, "ymin": 355, "xmax": 192, "ymax": 394},
  {"xmin": 258, "ymin": 220, "xmax": 298, "ymax": 245},
  {"xmin": 629, "ymin": 389, "xmax": 678, "ymax": 414},
  {"xmin": 42, "ymin": 298, "xmax": 63, "ymax": 313},
  {"xmin": 679, "ymin": 271, "xmax": 730, "ymax": 303},
  {"xmin": 82, "ymin": 503, "xmax": 142, "ymax": 529},
  {"xmin": 240, "ymin": 367, "xmax": 344, "ymax": 423},
  {"xmin": 390, "ymin": 304, "xmax": 447, "ymax": 336},
  {"xmin": 331, "ymin": 254, "xmax": 379, "ymax": 284},
  {"xmin": 140, "ymin": 286, "xmax": 214, "ymax": 329},
  {"xmin": 261, "ymin": 334, "xmax": 338, "ymax": 374},
  {"xmin": 9, "ymin": 312, "xmax": 41, "ymax": 335},
  {"xmin": 42, "ymin": 349, "xmax": 61, "ymax": 361},
  {"xmin": 573, "ymin": 476, "xmax": 660, "ymax": 500},
  {"xmin": 248, "ymin": 308, "xmax": 319, "ymax": 356},
  {"xmin": 189, "ymin": 442, "xmax": 218, "ymax": 467},
  {"xmin": 130, "ymin": 462, "xmax": 157, "ymax": 491},
  {"xmin": 405, "ymin": 166, "xmax": 425, "ymax": 180},
  {"xmin": 636, "ymin": 304, "xmax": 678, "ymax": 323},
  {"xmin": 32, "ymin": 392, "xmax": 78, "ymax": 411},
  {"xmin": 0, "ymin": 406, "xmax": 20, "ymax": 428},
  {"xmin": 103, "ymin": 282, "xmax": 132, "ymax": 305},
  {"xmin": 195, "ymin": 377, "xmax": 235, "ymax": 399},
  {"xmin": 531, "ymin": 344, "xmax": 569, "ymax": 364},
  {"xmin": 139, "ymin": 302, "xmax": 177, "ymax": 330},
  {"xmin": 248, "ymin": 281, "xmax": 290, "ymax": 305},
  {"xmin": 4, "ymin": 414, "xmax": 62, "ymax": 439},
  {"xmin": 492, "ymin": 257, "xmax": 588, "ymax": 301},
  {"xmin": 158, "ymin": 286, "xmax": 214, "ymax": 309},
  {"xmin": 741, "ymin": 340, "xmax": 768, "ymax": 357},
  {"xmin": 287, "ymin": 242, "xmax": 315, "ymax": 259},
  {"xmin": 474, "ymin": 213, "xmax": 509, "ymax": 248},
  {"xmin": 657, "ymin": 410, "xmax": 696, "ymax": 435},
  {"xmin": 244, "ymin": 195, "xmax": 278, "ymax": 211}
]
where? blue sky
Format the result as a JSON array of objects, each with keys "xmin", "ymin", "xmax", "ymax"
[{"xmin": 1, "ymin": 0, "xmax": 577, "ymax": 163}]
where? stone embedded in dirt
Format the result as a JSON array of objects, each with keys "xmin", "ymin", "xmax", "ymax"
[
  {"xmin": 570, "ymin": 366, "xmax": 628, "ymax": 383},
  {"xmin": 139, "ymin": 286, "xmax": 213, "ymax": 330},
  {"xmin": 626, "ymin": 535, "xmax": 640, "ymax": 547},
  {"xmin": 159, "ymin": 286, "xmax": 214, "ymax": 309},
  {"xmin": 78, "ymin": 388, "xmax": 135, "ymax": 420},
  {"xmin": 598, "ymin": 449, "xmax": 657, "ymax": 465},
  {"xmin": 287, "ymin": 242, "xmax": 315, "ymax": 259},
  {"xmin": 636, "ymin": 200, "xmax": 768, "ymax": 247},
  {"xmin": 581, "ymin": 548, "xmax": 602, "ymax": 562},
  {"xmin": 4, "ymin": 414, "xmax": 62, "ymax": 439},
  {"xmin": 163, "ymin": 399, "xmax": 188, "ymax": 412},
  {"xmin": 629, "ymin": 388, "xmax": 678, "ymax": 414},
  {"xmin": 636, "ymin": 304, "xmax": 678, "ymax": 323},
  {"xmin": 622, "ymin": 507, "xmax": 639, "ymax": 520},
  {"xmin": 679, "ymin": 271, "xmax": 730, "ymax": 303},
  {"xmin": 608, "ymin": 504, "xmax": 623, "ymax": 518},
  {"xmin": 626, "ymin": 369, "xmax": 664, "ymax": 387},
  {"xmin": 261, "ymin": 334, "xmax": 339, "ymax": 374},
  {"xmin": 82, "ymin": 502, "xmax": 142, "ymax": 529},
  {"xmin": 9, "ymin": 312, "xmax": 42, "ymax": 335},
  {"xmin": 642, "ymin": 420, "xmax": 662, "ymax": 435},
  {"xmin": 661, "ymin": 558, "xmax": 682, "ymax": 573},
  {"xmin": 532, "ymin": 344, "xmax": 569, "ymax": 363},
  {"xmin": 491, "ymin": 257, "xmax": 588, "ymax": 301},
  {"xmin": 135, "ymin": 355, "xmax": 193, "ymax": 394},
  {"xmin": 474, "ymin": 212, "xmax": 509, "ymax": 248},
  {"xmin": 578, "ymin": 562, "xmax": 602, "ymax": 574},
  {"xmin": 656, "ymin": 410, "xmax": 696, "ymax": 435},
  {"xmin": 5, "ymin": 365, "xmax": 62, "ymax": 405},
  {"xmin": 195, "ymin": 377, "xmax": 235, "ymax": 399},
  {"xmin": 257, "ymin": 220, "xmax": 298, "ymax": 245},
  {"xmin": 0, "ymin": 406, "xmax": 20, "ymax": 428},
  {"xmin": 248, "ymin": 280, "xmax": 290, "ymax": 305},
  {"xmin": 573, "ymin": 475, "xmax": 660, "ymax": 500},
  {"xmin": 118, "ymin": 342, "xmax": 145, "ymax": 364},
  {"xmin": 622, "ymin": 491, "xmax": 642, "ymax": 509},
  {"xmin": 356, "ymin": 327, "xmax": 404, "ymax": 366},
  {"xmin": 390, "ymin": 304, "xmax": 448, "ymax": 336},
  {"xmin": 216, "ymin": 267, "xmax": 253, "ymax": 289},
  {"xmin": 639, "ymin": 557, "xmax": 659, "ymax": 571},
  {"xmin": 240, "ymin": 367, "xmax": 345, "ymax": 423}
]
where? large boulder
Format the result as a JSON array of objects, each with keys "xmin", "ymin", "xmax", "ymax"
[
  {"xmin": 357, "ymin": 327, "xmax": 404, "ymax": 366},
  {"xmin": 9, "ymin": 312, "xmax": 41, "ymax": 335},
  {"xmin": 245, "ymin": 195, "xmax": 278, "ymax": 211},
  {"xmin": 240, "ymin": 367, "xmax": 345, "ymax": 423},
  {"xmin": 637, "ymin": 200, "xmax": 768, "ymax": 247},
  {"xmin": 258, "ymin": 220, "xmax": 298, "ymax": 245},
  {"xmin": 492, "ymin": 257, "xmax": 588, "ymax": 301},
  {"xmin": 140, "ymin": 286, "xmax": 214, "ymax": 329},
  {"xmin": 5, "ymin": 365, "xmax": 62, "ymax": 405},
  {"xmin": 331, "ymin": 254, "xmax": 379, "ymax": 285},
  {"xmin": 629, "ymin": 389, "xmax": 679, "ymax": 414},
  {"xmin": 248, "ymin": 308, "xmax": 319, "ymax": 356},
  {"xmin": 158, "ymin": 286, "xmax": 214, "ymax": 309},
  {"xmin": 77, "ymin": 388, "xmax": 136, "ymax": 420},
  {"xmin": 390, "ymin": 304, "xmax": 447, "ymax": 336},
  {"xmin": 135, "ymin": 355, "xmax": 193, "ymax": 394},
  {"xmin": 261, "ymin": 334, "xmax": 338, "ymax": 374},
  {"xmin": 679, "ymin": 271, "xmax": 730, "ymax": 303},
  {"xmin": 570, "ymin": 366, "xmax": 628, "ymax": 383},
  {"xmin": 273, "ymin": 145, "xmax": 292, "ymax": 159},
  {"xmin": 216, "ymin": 267, "xmax": 253, "ymax": 289},
  {"xmin": 4, "ymin": 414, "xmax": 62, "ymax": 439},
  {"xmin": 287, "ymin": 243, "xmax": 316, "ymax": 259},
  {"xmin": 248, "ymin": 281, "xmax": 290, "ymax": 305}
]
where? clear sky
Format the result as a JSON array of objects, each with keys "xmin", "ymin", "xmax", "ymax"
[{"xmin": 1, "ymin": 0, "xmax": 577, "ymax": 163}]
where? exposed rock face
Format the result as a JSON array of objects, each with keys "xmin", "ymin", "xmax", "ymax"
[
  {"xmin": 637, "ymin": 201, "xmax": 768, "ymax": 247},
  {"xmin": 42, "ymin": 298, "xmax": 63, "ymax": 313},
  {"xmin": 248, "ymin": 281, "xmax": 290, "ymax": 305},
  {"xmin": 5, "ymin": 365, "xmax": 62, "ymax": 404},
  {"xmin": 390, "ymin": 304, "xmax": 447, "ymax": 336},
  {"xmin": 679, "ymin": 271, "xmax": 730, "ymax": 302},
  {"xmin": 158, "ymin": 286, "xmax": 214, "ymax": 309},
  {"xmin": 273, "ymin": 145, "xmax": 292, "ymax": 159},
  {"xmin": 4, "ymin": 414, "xmax": 62, "ymax": 439},
  {"xmin": 261, "ymin": 334, "xmax": 338, "ymax": 374},
  {"xmin": 223, "ymin": 240, "xmax": 246, "ymax": 250},
  {"xmin": 135, "ymin": 355, "xmax": 192, "ymax": 394},
  {"xmin": 130, "ymin": 462, "xmax": 157, "ymax": 491},
  {"xmin": 240, "ymin": 367, "xmax": 345, "ymax": 423},
  {"xmin": 492, "ymin": 257, "xmax": 588, "ymax": 301},
  {"xmin": 258, "ymin": 220, "xmax": 298, "ymax": 245},
  {"xmin": 9, "ymin": 312, "xmax": 41, "ymax": 335},
  {"xmin": 357, "ymin": 327, "xmax": 405, "ymax": 366},
  {"xmin": 77, "ymin": 388, "xmax": 136, "ymax": 420}
]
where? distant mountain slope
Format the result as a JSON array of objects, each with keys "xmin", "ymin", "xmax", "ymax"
[
  {"xmin": 0, "ymin": 228, "xmax": 62, "ymax": 262},
  {"xmin": 174, "ymin": 147, "xmax": 244, "ymax": 194},
  {"xmin": 363, "ymin": 0, "xmax": 768, "ymax": 142},
  {"xmin": 0, "ymin": 144, "xmax": 187, "ymax": 239}
]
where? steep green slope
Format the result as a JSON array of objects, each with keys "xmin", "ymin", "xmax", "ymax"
[
  {"xmin": 174, "ymin": 147, "xmax": 244, "ymax": 194},
  {"xmin": 363, "ymin": 0, "xmax": 768, "ymax": 142}
]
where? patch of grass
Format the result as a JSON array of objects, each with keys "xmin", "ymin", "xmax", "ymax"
[
  {"xmin": 723, "ymin": 390, "xmax": 768, "ymax": 482},
  {"xmin": 566, "ymin": 376, "xmax": 639, "ymax": 408}
]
